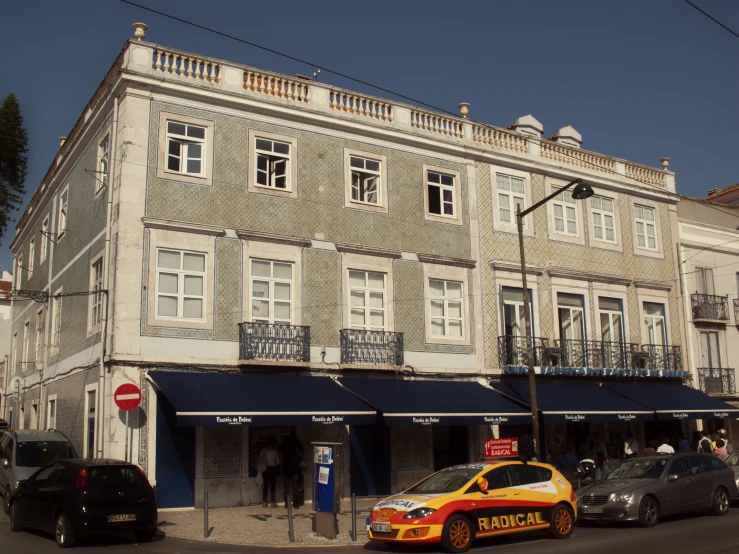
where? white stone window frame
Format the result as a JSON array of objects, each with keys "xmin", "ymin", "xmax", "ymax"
[
  {"xmin": 40, "ymin": 214, "xmax": 49, "ymax": 263},
  {"xmin": 423, "ymin": 164, "xmax": 463, "ymax": 226},
  {"xmin": 545, "ymin": 177, "xmax": 585, "ymax": 246},
  {"xmin": 87, "ymin": 251, "xmax": 105, "ymax": 336},
  {"xmin": 494, "ymin": 271, "xmax": 542, "ymax": 342},
  {"xmin": 592, "ymin": 285, "xmax": 630, "ymax": 344},
  {"xmin": 343, "ymin": 148, "xmax": 388, "ymax": 214},
  {"xmin": 341, "ymin": 253, "xmax": 394, "ymax": 332},
  {"xmin": 156, "ymin": 112, "xmax": 215, "ymax": 187},
  {"xmin": 22, "ymin": 318, "xmax": 30, "ymax": 366},
  {"xmin": 248, "ymin": 129, "xmax": 298, "ymax": 199},
  {"xmin": 549, "ymin": 279, "xmax": 592, "ymax": 343},
  {"xmin": 423, "ymin": 263, "xmax": 470, "ymax": 345},
  {"xmin": 489, "ymin": 165, "xmax": 533, "ymax": 236},
  {"xmin": 11, "ymin": 332, "xmax": 17, "ymax": 374},
  {"xmin": 96, "ymin": 131, "xmax": 111, "ymax": 196},
  {"xmin": 28, "ymin": 237, "xmax": 35, "ymax": 277},
  {"xmin": 17, "ymin": 254, "xmax": 23, "ymax": 288},
  {"xmin": 46, "ymin": 393, "xmax": 57, "ymax": 430},
  {"xmin": 57, "ymin": 185, "xmax": 69, "ymax": 241},
  {"xmin": 636, "ymin": 289, "xmax": 672, "ymax": 346},
  {"xmin": 146, "ymin": 229, "xmax": 215, "ymax": 331},
  {"xmin": 586, "ymin": 189, "xmax": 623, "ymax": 252},
  {"xmin": 631, "ymin": 199, "xmax": 664, "ymax": 259},
  {"xmin": 242, "ymin": 241, "xmax": 303, "ymax": 327},
  {"xmin": 249, "ymin": 258, "xmax": 294, "ymax": 325},
  {"xmin": 34, "ymin": 307, "xmax": 44, "ymax": 371},
  {"xmin": 83, "ymin": 383, "xmax": 98, "ymax": 458},
  {"xmin": 50, "ymin": 286, "xmax": 63, "ymax": 355}
]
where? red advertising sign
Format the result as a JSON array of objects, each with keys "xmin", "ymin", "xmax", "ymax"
[
  {"xmin": 114, "ymin": 383, "xmax": 142, "ymax": 411},
  {"xmin": 485, "ymin": 438, "xmax": 519, "ymax": 458}
]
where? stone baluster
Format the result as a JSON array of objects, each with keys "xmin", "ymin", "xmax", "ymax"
[{"xmin": 154, "ymin": 50, "xmax": 161, "ymax": 71}]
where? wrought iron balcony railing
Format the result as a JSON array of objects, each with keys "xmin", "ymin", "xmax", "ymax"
[
  {"xmin": 734, "ymin": 299, "xmax": 739, "ymax": 324},
  {"xmin": 554, "ymin": 339, "xmax": 642, "ymax": 370},
  {"xmin": 497, "ymin": 336, "xmax": 550, "ymax": 368},
  {"xmin": 340, "ymin": 329, "xmax": 404, "ymax": 366},
  {"xmin": 691, "ymin": 294, "xmax": 729, "ymax": 322},
  {"xmin": 698, "ymin": 367, "xmax": 736, "ymax": 395},
  {"xmin": 638, "ymin": 344, "xmax": 683, "ymax": 372},
  {"xmin": 238, "ymin": 322, "xmax": 311, "ymax": 362}
]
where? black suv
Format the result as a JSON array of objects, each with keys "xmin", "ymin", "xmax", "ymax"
[{"xmin": 9, "ymin": 458, "xmax": 158, "ymax": 547}]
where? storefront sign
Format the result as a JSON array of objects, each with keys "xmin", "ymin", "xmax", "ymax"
[
  {"xmin": 503, "ymin": 365, "xmax": 690, "ymax": 379},
  {"xmin": 485, "ymin": 438, "xmax": 519, "ymax": 458}
]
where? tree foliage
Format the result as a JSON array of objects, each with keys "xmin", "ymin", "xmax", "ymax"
[{"xmin": 0, "ymin": 93, "xmax": 29, "ymax": 243}]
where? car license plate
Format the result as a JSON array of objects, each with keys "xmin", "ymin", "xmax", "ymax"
[
  {"xmin": 583, "ymin": 507, "xmax": 603, "ymax": 514},
  {"xmin": 107, "ymin": 513, "xmax": 136, "ymax": 522},
  {"xmin": 372, "ymin": 523, "xmax": 391, "ymax": 533}
]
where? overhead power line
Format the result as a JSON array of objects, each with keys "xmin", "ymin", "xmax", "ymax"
[{"xmin": 683, "ymin": 0, "xmax": 739, "ymax": 41}]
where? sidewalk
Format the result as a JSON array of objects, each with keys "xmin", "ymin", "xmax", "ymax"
[{"xmin": 158, "ymin": 497, "xmax": 377, "ymax": 547}]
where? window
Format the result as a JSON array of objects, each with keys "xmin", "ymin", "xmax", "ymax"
[
  {"xmin": 497, "ymin": 173, "xmax": 526, "ymax": 224},
  {"xmin": 634, "ymin": 205, "xmax": 657, "ymax": 250},
  {"xmin": 46, "ymin": 396, "xmax": 57, "ymax": 429},
  {"xmin": 51, "ymin": 290, "xmax": 62, "ymax": 350},
  {"xmin": 19, "ymin": 406, "xmax": 24, "ymax": 430},
  {"xmin": 35, "ymin": 309, "xmax": 44, "ymax": 366},
  {"xmin": 255, "ymin": 138, "xmax": 291, "ymax": 190},
  {"xmin": 28, "ymin": 238, "xmax": 35, "ymax": 277},
  {"xmin": 250, "ymin": 260, "xmax": 293, "ymax": 325},
  {"xmin": 57, "ymin": 187, "xmax": 68, "ymax": 239},
  {"xmin": 90, "ymin": 258, "xmax": 104, "ymax": 330},
  {"xmin": 349, "ymin": 270, "xmax": 385, "ymax": 330},
  {"xmin": 85, "ymin": 386, "xmax": 97, "ymax": 458},
  {"xmin": 166, "ymin": 121, "xmax": 205, "ymax": 176},
  {"xmin": 696, "ymin": 267, "xmax": 715, "ymax": 295},
  {"xmin": 558, "ymin": 294, "xmax": 585, "ymax": 342},
  {"xmin": 11, "ymin": 332, "xmax": 17, "ymax": 372},
  {"xmin": 700, "ymin": 331, "xmax": 721, "ymax": 368},
  {"xmin": 22, "ymin": 321, "xmax": 30, "ymax": 365},
  {"xmin": 591, "ymin": 195, "xmax": 616, "ymax": 242},
  {"xmin": 429, "ymin": 279, "xmax": 463, "ymax": 338},
  {"xmin": 482, "ymin": 467, "xmax": 513, "ymax": 490},
  {"xmin": 502, "ymin": 287, "xmax": 530, "ymax": 338},
  {"xmin": 98, "ymin": 134, "xmax": 110, "ymax": 192},
  {"xmin": 598, "ymin": 297, "xmax": 624, "ymax": 344},
  {"xmin": 40, "ymin": 215, "xmax": 49, "ymax": 263},
  {"xmin": 156, "ymin": 249, "xmax": 206, "ymax": 320},
  {"xmin": 643, "ymin": 302, "xmax": 666, "ymax": 345},
  {"xmin": 350, "ymin": 156, "xmax": 381, "ymax": 205},
  {"xmin": 510, "ymin": 464, "xmax": 546, "ymax": 486},
  {"xmin": 16, "ymin": 255, "xmax": 23, "ymax": 288},
  {"xmin": 427, "ymin": 170, "xmax": 456, "ymax": 217},
  {"xmin": 31, "ymin": 402, "xmax": 38, "ymax": 429},
  {"xmin": 551, "ymin": 186, "xmax": 578, "ymax": 235}
]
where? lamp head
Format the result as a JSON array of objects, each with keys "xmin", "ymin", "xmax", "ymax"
[{"xmin": 572, "ymin": 181, "xmax": 594, "ymax": 200}]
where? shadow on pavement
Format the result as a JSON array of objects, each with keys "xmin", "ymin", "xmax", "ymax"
[{"xmin": 16, "ymin": 526, "xmax": 166, "ymax": 548}]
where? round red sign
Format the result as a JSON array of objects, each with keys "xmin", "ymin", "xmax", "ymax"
[{"xmin": 114, "ymin": 383, "xmax": 142, "ymax": 411}]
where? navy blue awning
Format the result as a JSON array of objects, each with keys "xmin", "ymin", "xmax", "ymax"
[
  {"xmin": 148, "ymin": 371, "xmax": 376, "ymax": 426},
  {"xmin": 492, "ymin": 382, "xmax": 654, "ymax": 422},
  {"xmin": 604, "ymin": 383, "xmax": 739, "ymax": 421},
  {"xmin": 339, "ymin": 377, "xmax": 531, "ymax": 426}
]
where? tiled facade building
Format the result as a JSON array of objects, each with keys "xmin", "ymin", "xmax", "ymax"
[{"xmin": 3, "ymin": 25, "xmax": 737, "ymax": 509}]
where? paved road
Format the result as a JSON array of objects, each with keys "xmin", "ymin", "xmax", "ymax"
[{"xmin": 2, "ymin": 508, "xmax": 739, "ymax": 553}]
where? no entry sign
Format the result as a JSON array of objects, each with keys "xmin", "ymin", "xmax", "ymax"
[
  {"xmin": 485, "ymin": 438, "xmax": 519, "ymax": 458},
  {"xmin": 114, "ymin": 383, "xmax": 141, "ymax": 411}
]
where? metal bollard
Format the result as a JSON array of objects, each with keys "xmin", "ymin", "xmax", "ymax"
[
  {"xmin": 204, "ymin": 490, "xmax": 209, "ymax": 539},
  {"xmin": 351, "ymin": 493, "xmax": 357, "ymax": 541},
  {"xmin": 287, "ymin": 492, "xmax": 295, "ymax": 543}
]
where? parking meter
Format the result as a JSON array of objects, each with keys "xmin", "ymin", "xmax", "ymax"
[{"xmin": 312, "ymin": 442, "xmax": 341, "ymax": 539}]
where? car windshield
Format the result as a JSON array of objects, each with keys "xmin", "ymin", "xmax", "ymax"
[
  {"xmin": 726, "ymin": 451, "xmax": 739, "ymax": 467},
  {"xmin": 405, "ymin": 468, "xmax": 481, "ymax": 494},
  {"xmin": 607, "ymin": 458, "xmax": 668, "ymax": 479},
  {"xmin": 88, "ymin": 466, "xmax": 147, "ymax": 488},
  {"xmin": 16, "ymin": 441, "xmax": 76, "ymax": 467}
]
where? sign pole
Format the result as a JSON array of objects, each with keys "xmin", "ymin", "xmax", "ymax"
[{"xmin": 124, "ymin": 410, "xmax": 129, "ymax": 462}]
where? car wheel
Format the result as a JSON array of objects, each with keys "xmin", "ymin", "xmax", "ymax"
[
  {"xmin": 135, "ymin": 529, "xmax": 158, "ymax": 543},
  {"xmin": 549, "ymin": 504, "xmax": 574, "ymax": 539},
  {"xmin": 638, "ymin": 496, "xmax": 659, "ymax": 528},
  {"xmin": 9, "ymin": 501, "xmax": 23, "ymax": 532},
  {"xmin": 55, "ymin": 512, "xmax": 76, "ymax": 548},
  {"xmin": 3, "ymin": 486, "xmax": 10, "ymax": 514},
  {"xmin": 441, "ymin": 514, "xmax": 474, "ymax": 553},
  {"xmin": 712, "ymin": 487, "xmax": 730, "ymax": 516}
]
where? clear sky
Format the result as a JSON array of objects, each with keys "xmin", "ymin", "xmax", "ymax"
[{"xmin": 1, "ymin": 0, "xmax": 738, "ymax": 272}]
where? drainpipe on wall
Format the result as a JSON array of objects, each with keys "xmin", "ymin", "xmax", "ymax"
[{"xmin": 98, "ymin": 97, "xmax": 119, "ymax": 458}]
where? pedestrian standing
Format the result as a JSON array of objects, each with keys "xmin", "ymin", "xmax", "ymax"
[
  {"xmin": 259, "ymin": 436, "xmax": 280, "ymax": 508},
  {"xmin": 656, "ymin": 436, "xmax": 674, "ymax": 454},
  {"xmin": 280, "ymin": 429, "xmax": 304, "ymax": 509},
  {"xmin": 677, "ymin": 433, "xmax": 690, "ymax": 453},
  {"xmin": 699, "ymin": 438, "xmax": 713, "ymax": 454},
  {"xmin": 623, "ymin": 431, "xmax": 639, "ymax": 460},
  {"xmin": 718, "ymin": 429, "xmax": 733, "ymax": 455},
  {"xmin": 714, "ymin": 438, "xmax": 729, "ymax": 461}
]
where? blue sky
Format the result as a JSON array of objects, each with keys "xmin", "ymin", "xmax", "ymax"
[{"xmin": 1, "ymin": 0, "xmax": 738, "ymax": 271}]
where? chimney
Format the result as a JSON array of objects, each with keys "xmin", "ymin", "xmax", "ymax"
[
  {"xmin": 707, "ymin": 188, "xmax": 720, "ymax": 197},
  {"xmin": 132, "ymin": 22, "xmax": 148, "ymax": 41},
  {"xmin": 510, "ymin": 115, "xmax": 543, "ymax": 138},
  {"xmin": 59, "ymin": 136, "xmax": 67, "ymax": 147},
  {"xmin": 552, "ymin": 125, "xmax": 582, "ymax": 149}
]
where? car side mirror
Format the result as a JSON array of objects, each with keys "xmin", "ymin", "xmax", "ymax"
[
  {"xmin": 477, "ymin": 477, "xmax": 489, "ymax": 494},
  {"xmin": 666, "ymin": 474, "xmax": 680, "ymax": 483},
  {"xmin": 17, "ymin": 479, "xmax": 27, "ymax": 488}
]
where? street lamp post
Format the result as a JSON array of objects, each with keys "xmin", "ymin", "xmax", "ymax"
[{"xmin": 516, "ymin": 178, "xmax": 593, "ymax": 460}]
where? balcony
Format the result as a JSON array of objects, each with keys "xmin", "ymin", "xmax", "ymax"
[
  {"xmin": 238, "ymin": 322, "xmax": 311, "ymax": 363},
  {"xmin": 638, "ymin": 344, "xmax": 683, "ymax": 372},
  {"xmin": 734, "ymin": 299, "xmax": 739, "ymax": 324},
  {"xmin": 698, "ymin": 368, "xmax": 736, "ymax": 395},
  {"xmin": 691, "ymin": 294, "xmax": 729, "ymax": 323},
  {"xmin": 554, "ymin": 340, "xmax": 641, "ymax": 370},
  {"xmin": 497, "ymin": 336, "xmax": 551, "ymax": 367},
  {"xmin": 340, "ymin": 329, "xmax": 404, "ymax": 366}
]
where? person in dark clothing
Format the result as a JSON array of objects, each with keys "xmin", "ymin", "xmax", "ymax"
[
  {"xmin": 260, "ymin": 435, "xmax": 280, "ymax": 507},
  {"xmin": 280, "ymin": 430, "xmax": 304, "ymax": 508}
]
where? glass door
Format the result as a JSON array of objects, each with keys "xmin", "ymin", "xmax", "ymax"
[
  {"xmin": 643, "ymin": 302, "xmax": 666, "ymax": 346},
  {"xmin": 598, "ymin": 297, "xmax": 624, "ymax": 368},
  {"xmin": 502, "ymin": 288, "xmax": 532, "ymax": 365},
  {"xmin": 557, "ymin": 293, "xmax": 585, "ymax": 366}
]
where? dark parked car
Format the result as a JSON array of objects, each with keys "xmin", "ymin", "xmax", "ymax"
[
  {"xmin": 724, "ymin": 450, "xmax": 739, "ymax": 498},
  {"xmin": 576, "ymin": 453, "xmax": 737, "ymax": 527},
  {"xmin": 8, "ymin": 458, "xmax": 157, "ymax": 547}
]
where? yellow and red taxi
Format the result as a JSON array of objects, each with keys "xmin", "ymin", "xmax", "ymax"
[{"xmin": 368, "ymin": 461, "xmax": 576, "ymax": 553}]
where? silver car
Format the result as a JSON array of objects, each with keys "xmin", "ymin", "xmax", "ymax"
[
  {"xmin": 0, "ymin": 430, "xmax": 77, "ymax": 513},
  {"xmin": 576, "ymin": 453, "xmax": 737, "ymax": 527},
  {"xmin": 725, "ymin": 450, "xmax": 739, "ymax": 498}
]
